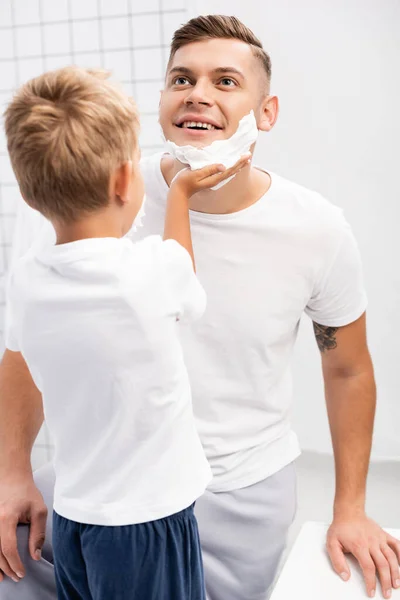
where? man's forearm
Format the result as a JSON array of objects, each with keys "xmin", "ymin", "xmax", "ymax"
[
  {"xmin": 324, "ymin": 361, "xmax": 376, "ymax": 516},
  {"xmin": 0, "ymin": 349, "xmax": 43, "ymax": 477}
]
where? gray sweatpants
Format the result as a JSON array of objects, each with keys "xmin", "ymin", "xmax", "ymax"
[{"xmin": 0, "ymin": 461, "xmax": 297, "ymax": 600}]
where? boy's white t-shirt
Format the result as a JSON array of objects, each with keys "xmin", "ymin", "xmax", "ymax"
[
  {"xmin": 7, "ymin": 153, "xmax": 368, "ymax": 494},
  {"xmin": 6, "ymin": 234, "xmax": 212, "ymax": 525}
]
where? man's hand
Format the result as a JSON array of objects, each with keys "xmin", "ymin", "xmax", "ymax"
[
  {"xmin": 0, "ymin": 475, "xmax": 47, "ymax": 583},
  {"xmin": 327, "ymin": 511, "xmax": 400, "ymax": 598}
]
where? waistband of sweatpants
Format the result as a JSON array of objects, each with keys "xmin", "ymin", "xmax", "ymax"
[
  {"xmin": 53, "ymin": 502, "xmax": 196, "ymax": 528},
  {"xmin": 155, "ymin": 501, "xmax": 196, "ymax": 523}
]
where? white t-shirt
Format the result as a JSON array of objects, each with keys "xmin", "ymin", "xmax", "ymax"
[
  {"xmin": 6, "ymin": 234, "xmax": 212, "ymax": 525},
  {"xmin": 7, "ymin": 153, "xmax": 368, "ymax": 493}
]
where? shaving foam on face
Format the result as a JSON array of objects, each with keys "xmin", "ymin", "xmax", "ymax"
[{"xmin": 163, "ymin": 110, "xmax": 258, "ymax": 190}]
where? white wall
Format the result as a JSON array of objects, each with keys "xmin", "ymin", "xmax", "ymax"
[
  {"xmin": 1, "ymin": 0, "xmax": 399, "ymax": 462},
  {"xmin": 192, "ymin": 0, "xmax": 400, "ymax": 459}
]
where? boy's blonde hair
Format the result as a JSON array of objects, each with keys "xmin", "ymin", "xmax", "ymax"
[{"xmin": 4, "ymin": 66, "xmax": 139, "ymax": 223}]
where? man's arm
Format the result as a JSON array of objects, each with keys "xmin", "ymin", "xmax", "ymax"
[
  {"xmin": 0, "ymin": 349, "xmax": 47, "ymax": 583},
  {"xmin": 314, "ymin": 313, "xmax": 400, "ymax": 599}
]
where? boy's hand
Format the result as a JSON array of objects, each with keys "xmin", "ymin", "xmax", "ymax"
[{"xmin": 171, "ymin": 153, "xmax": 251, "ymax": 197}]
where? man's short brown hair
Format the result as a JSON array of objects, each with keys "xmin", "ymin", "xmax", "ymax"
[
  {"xmin": 169, "ymin": 15, "xmax": 271, "ymax": 86},
  {"xmin": 4, "ymin": 67, "xmax": 139, "ymax": 223}
]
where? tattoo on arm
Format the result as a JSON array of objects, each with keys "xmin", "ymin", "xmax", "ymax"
[{"xmin": 313, "ymin": 322, "xmax": 338, "ymax": 353}]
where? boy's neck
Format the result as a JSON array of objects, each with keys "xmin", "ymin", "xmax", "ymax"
[
  {"xmin": 53, "ymin": 208, "xmax": 122, "ymax": 245},
  {"xmin": 161, "ymin": 156, "xmax": 271, "ymax": 215}
]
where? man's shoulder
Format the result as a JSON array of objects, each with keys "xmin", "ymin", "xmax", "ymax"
[
  {"xmin": 139, "ymin": 151, "xmax": 164, "ymax": 181},
  {"xmin": 268, "ymin": 170, "xmax": 346, "ymax": 230},
  {"xmin": 139, "ymin": 152, "xmax": 167, "ymax": 211}
]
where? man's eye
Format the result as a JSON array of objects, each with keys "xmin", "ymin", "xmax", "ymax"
[
  {"xmin": 220, "ymin": 78, "xmax": 236, "ymax": 87},
  {"xmin": 173, "ymin": 77, "xmax": 190, "ymax": 85}
]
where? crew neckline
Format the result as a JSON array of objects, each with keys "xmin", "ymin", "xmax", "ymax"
[
  {"xmin": 152, "ymin": 152, "xmax": 279, "ymax": 222},
  {"xmin": 36, "ymin": 236, "xmax": 124, "ymax": 264}
]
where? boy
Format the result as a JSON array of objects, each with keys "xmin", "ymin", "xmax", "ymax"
[{"xmin": 3, "ymin": 66, "xmax": 248, "ymax": 599}]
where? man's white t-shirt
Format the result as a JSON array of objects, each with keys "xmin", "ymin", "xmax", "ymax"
[
  {"xmin": 7, "ymin": 153, "xmax": 368, "ymax": 493},
  {"xmin": 6, "ymin": 234, "xmax": 212, "ymax": 525}
]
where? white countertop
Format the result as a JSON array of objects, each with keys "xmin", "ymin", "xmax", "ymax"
[{"xmin": 271, "ymin": 522, "xmax": 400, "ymax": 599}]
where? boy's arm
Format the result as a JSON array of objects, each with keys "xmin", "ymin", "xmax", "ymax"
[
  {"xmin": 0, "ymin": 350, "xmax": 47, "ymax": 583},
  {"xmin": 163, "ymin": 177, "xmax": 196, "ymax": 270}
]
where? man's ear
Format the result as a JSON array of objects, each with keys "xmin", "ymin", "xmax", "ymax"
[
  {"xmin": 258, "ymin": 95, "xmax": 279, "ymax": 133},
  {"xmin": 112, "ymin": 161, "xmax": 132, "ymax": 204}
]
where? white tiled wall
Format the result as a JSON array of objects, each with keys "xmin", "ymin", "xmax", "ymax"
[{"xmin": 0, "ymin": 0, "xmax": 189, "ymax": 470}]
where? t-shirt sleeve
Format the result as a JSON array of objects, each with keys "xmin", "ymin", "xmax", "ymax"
[
  {"xmin": 305, "ymin": 221, "xmax": 368, "ymax": 327},
  {"xmin": 161, "ymin": 239, "xmax": 207, "ymax": 323}
]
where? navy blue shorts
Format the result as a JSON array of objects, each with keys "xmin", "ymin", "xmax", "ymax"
[{"xmin": 52, "ymin": 504, "xmax": 205, "ymax": 600}]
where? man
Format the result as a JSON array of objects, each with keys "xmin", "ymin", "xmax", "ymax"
[{"xmin": 0, "ymin": 14, "xmax": 399, "ymax": 600}]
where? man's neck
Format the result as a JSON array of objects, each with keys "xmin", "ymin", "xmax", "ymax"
[{"xmin": 161, "ymin": 155, "xmax": 271, "ymax": 215}]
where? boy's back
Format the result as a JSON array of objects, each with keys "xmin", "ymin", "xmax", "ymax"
[
  {"xmin": 7, "ymin": 234, "xmax": 211, "ymax": 526},
  {"xmin": 2, "ymin": 63, "xmax": 250, "ymax": 597}
]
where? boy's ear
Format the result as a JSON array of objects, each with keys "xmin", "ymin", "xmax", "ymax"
[
  {"xmin": 258, "ymin": 95, "xmax": 279, "ymax": 133},
  {"xmin": 112, "ymin": 161, "xmax": 132, "ymax": 204}
]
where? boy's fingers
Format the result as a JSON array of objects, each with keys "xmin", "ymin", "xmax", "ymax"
[
  {"xmin": 197, "ymin": 153, "xmax": 251, "ymax": 181},
  {"xmin": 170, "ymin": 167, "xmax": 190, "ymax": 186},
  {"xmin": 197, "ymin": 164, "xmax": 226, "ymax": 180},
  {"xmin": 207, "ymin": 154, "xmax": 251, "ymax": 184},
  {"xmin": 199, "ymin": 153, "xmax": 251, "ymax": 184},
  {"xmin": 226, "ymin": 153, "xmax": 252, "ymax": 174}
]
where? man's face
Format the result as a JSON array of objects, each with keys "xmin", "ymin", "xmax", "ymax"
[{"xmin": 159, "ymin": 38, "xmax": 268, "ymax": 147}]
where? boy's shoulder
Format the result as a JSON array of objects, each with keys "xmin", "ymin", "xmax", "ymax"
[
  {"xmin": 120, "ymin": 236, "xmax": 193, "ymax": 293},
  {"xmin": 123, "ymin": 234, "xmax": 162, "ymax": 257},
  {"xmin": 118, "ymin": 235, "xmax": 166, "ymax": 284},
  {"xmin": 123, "ymin": 235, "xmax": 189, "ymax": 269}
]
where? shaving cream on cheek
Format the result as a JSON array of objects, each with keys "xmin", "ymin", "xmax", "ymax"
[{"xmin": 163, "ymin": 110, "xmax": 259, "ymax": 190}]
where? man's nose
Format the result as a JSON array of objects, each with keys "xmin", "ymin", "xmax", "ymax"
[{"xmin": 184, "ymin": 81, "xmax": 214, "ymax": 107}]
